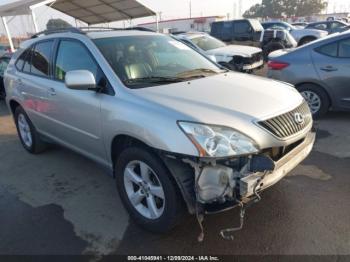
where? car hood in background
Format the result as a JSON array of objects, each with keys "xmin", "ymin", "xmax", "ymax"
[
  {"xmin": 206, "ymin": 45, "xmax": 262, "ymax": 58},
  {"xmin": 268, "ymin": 48, "xmax": 295, "ymax": 59},
  {"xmin": 132, "ymin": 72, "xmax": 303, "ymax": 123}
]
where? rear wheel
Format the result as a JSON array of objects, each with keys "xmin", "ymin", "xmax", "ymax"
[
  {"xmin": 115, "ymin": 147, "xmax": 184, "ymax": 233},
  {"xmin": 298, "ymin": 84, "xmax": 330, "ymax": 118},
  {"xmin": 14, "ymin": 106, "xmax": 47, "ymax": 153}
]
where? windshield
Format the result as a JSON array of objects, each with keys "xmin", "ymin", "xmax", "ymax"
[
  {"xmin": 190, "ymin": 35, "xmax": 226, "ymax": 51},
  {"xmin": 94, "ymin": 35, "xmax": 223, "ymax": 88}
]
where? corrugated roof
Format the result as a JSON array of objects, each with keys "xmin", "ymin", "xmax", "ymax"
[
  {"xmin": 0, "ymin": 0, "xmax": 47, "ymax": 16},
  {"xmin": 49, "ymin": 0, "xmax": 156, "ymax": 25}
]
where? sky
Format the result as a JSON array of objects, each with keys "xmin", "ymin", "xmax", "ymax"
[{"xmin": 1, "ymin": 0, "xmax": 350, "ymax": 37}]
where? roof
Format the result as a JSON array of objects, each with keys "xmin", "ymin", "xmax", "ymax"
[
  {"xmin": 0, "ymin": 0, "xmax": 49, "ymax": 16},
  {"xmin": 49, "ymin": 0, "xmax": 156, "ymax": 25}
]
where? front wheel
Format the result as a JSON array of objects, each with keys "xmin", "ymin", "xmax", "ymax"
[{"xmin": 115, "ymin": 147, "xmax": 184, "ymax": 233}]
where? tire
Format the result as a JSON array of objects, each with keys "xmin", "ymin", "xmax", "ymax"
[
  {"xmin": 298, "ymin": 36, "xmax": 316, "ymax": 46},
  {"xmin": 14, "ymin": 106, "xmax": 47, "ymax": 154},
  {"xmin": 115, "ymin": 146, "xmax": 184, "ymax": 233},
  {"xmin": 298, "ymin": 84, "xmax": 330, "ymax": 118},
  {"xmin": 263, "ymin": 41, "xmax": 285, "ymax": 60}
]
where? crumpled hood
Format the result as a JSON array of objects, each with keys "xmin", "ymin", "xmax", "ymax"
[
  {"xmin": 131, "ymin": 72, "xmax": 303, "ymax": 124},
  {"xmin": 206, "ymin": 45, "xmax": 262, "ymax": 58}
]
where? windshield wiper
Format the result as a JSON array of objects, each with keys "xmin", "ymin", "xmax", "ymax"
[
  {"xmin": 176, "ymin": 68, "xmax": 224, "ymax": 78},
  {"xmin": 124, "ymin": 76, "xmax": 185, "ymax": 84}
]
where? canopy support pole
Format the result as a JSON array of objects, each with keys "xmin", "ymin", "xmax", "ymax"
[
  {"xmin": 31, "ymin": 9, "xmax": 39, "ymax": 33},
  {"xmin": 1, "ymin": 16, "xmax": 15, "ymax": 52}
]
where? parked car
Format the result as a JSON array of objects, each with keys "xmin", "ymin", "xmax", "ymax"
[
  {"xmin": 5, "ymin": 28, "xmax": 315, "ymax": 236},
  {"xmin": 262, "ymin": 21, "xmax": 329, "ymax": 46},
  {"xmin": 174, "ymin": 32, "xmax": 263, "ymax": 72},
  {"xmin": 305, "ymin": 20, "xmax": 349, "ymax": 34},
  {"xmin": 268, "ymin": 31, "xmax": 350, "ymax": 118},
  {"xmin": 0, "ymin": 53, "xmax": 12, "ymax": 99},
  {"xmin": 211, "ymin": 19, "xmax": 297, "ymax": 58}
]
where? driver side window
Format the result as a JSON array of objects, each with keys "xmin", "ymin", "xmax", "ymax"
[{"xmin": 55, "ymin": 40, "xmax": 98, "ymax": 81}]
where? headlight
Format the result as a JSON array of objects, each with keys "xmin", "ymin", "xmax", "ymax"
[{"xmin": 178, "ymin": 122, "xmax": 259, "ymax": 157}]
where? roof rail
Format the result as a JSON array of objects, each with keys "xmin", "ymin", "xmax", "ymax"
[
  {"xmin": 30, "ymin": 26, "xmax": 156, "ymax": 39},
  {"xmin": 31, "ymin": 27, "xmax": 84, "ymax": 39}
]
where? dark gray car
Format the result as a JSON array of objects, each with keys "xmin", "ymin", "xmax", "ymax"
[{"xmin": 268, "ymin": 31, "xmax": 350, "ymax": 117}]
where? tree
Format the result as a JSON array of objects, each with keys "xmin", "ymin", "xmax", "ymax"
[
  {"xmin": 46, "ymin": 19, "xmax": 72, "ymax": 30},
  {"xmin": 243, "ymin": 0, "xmax": 328, "ymax": 19}
]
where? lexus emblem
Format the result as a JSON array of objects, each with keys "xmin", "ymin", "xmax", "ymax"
[{"xmin": 294, "ymin": 113, "xmax": 305, "ymax": 125}]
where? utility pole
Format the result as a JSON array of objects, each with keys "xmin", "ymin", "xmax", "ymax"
[{"xmin": 189, "ymin": 0, "xmax": 192, "ymax": 18}]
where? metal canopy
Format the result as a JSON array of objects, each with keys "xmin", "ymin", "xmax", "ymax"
[
  {"xmin": 49, "ymin": 0, "xmax": 156, "ymax": 25},
  {"xmin": 0, "ymin": 0, "xmax": 48, "ymax": 16}
]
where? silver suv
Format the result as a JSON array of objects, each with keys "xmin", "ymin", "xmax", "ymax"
[{"xmin": 5, "ymin": 28, "xmax": 315, "ymax": 237}]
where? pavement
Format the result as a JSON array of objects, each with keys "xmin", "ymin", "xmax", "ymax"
[{"xmin": 0, "ymin": 75, "xmax": 350, "ymax": 257}]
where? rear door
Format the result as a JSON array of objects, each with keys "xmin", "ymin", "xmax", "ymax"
[
  {"xmin": 14, "ymin": 40, "xmax": 55, "ymax": 131},
  {"xmin": 312, "ymin": 37, "xmax": 350, "ymax": 109}
]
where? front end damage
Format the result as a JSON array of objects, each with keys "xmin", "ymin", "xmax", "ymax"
[{"xmin": 161, "ymin": 131, "xmax": 315, "ymax": 241}]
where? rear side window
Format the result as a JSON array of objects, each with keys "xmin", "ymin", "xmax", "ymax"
[
  {"xmin": 15, "ymin": 49, "xmax": 30, "ymax": 71},
  {"xmin": 31, "ymin": 41, "xmax": 53, "ymax": 77},
  {"xmin": 54, "ymin": 40, "xmax": 98, "ymax": 81},
  {"xmin": 316, "ymin": 42, "xmax": 337, "ymax": 57},
  {"xmin": 234, "ymin": 21, "xmax": 251, "ymax": 34},
  {"xmin": 23, "ymin": 49, "xmax": 32, "ymax": 73},
  {"xmin": 339, "ymin": 39, "xmax": 350, "ymax": 58}
]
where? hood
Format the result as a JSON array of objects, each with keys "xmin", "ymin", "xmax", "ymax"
[
  {"xmin": 131, "ymin": 72, "xmax": 303, "ymax": 123},
  {"xmin": 206, "ymin": 45, "xmax": 262, "ymax": 58}
]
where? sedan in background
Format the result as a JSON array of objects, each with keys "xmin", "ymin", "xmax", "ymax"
[
  {"xmin": 306, "ymin": 20, "xmax": 349, "ymax": 34},
  {"xmin": 267, "ymin": 31, "xmax": 350, "ymax": 118},
  {"xmin": 0, "ymin": 53, "xmax": 11, "ymax": 99},
  {"xmin": 174, "ymin": 32, "xmax": 264, "ymax": 72}
]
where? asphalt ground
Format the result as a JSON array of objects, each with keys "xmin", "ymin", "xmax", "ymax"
[{"xmin": 0, "ymin": 69, "xmax": 349, "ymax": 258}]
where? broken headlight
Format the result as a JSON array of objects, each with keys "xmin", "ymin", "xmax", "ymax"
[{"xmin": 178, "ymin": 122, "xmax": 259, "ymax": 157}]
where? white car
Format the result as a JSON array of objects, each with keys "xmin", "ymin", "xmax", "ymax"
[
  {"xmin": 174, "ymin": 32, "xmax": 264, "ymax": 72},
  {"xmin": 262, "ymin": 21, "xmax": 329, "ymax": 46}
]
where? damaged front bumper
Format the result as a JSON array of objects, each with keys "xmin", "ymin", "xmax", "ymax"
[
  {"xmin": 240, "ymin": 131, "xmax": 315, "ymax": 200},
  {"xmin": 162, "ymin": 131, "xmax": 315, "ymax": 215}
]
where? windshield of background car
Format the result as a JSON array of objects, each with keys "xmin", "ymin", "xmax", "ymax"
[
  {"xmin": 93, "ymin": 35, "xmax": 223, "ymax": 88},
  {"xmin": 190, "ymin": 35, "xmax": 226, "ymax": 51}
]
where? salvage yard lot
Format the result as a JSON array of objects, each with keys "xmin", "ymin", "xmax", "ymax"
[{"xmin": 0, "ymin": 79, "xmax": 350, "ymax": 257}]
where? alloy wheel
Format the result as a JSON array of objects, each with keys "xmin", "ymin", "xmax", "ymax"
[
  {"xmin": 301, "ymin": 90, "xmax": 321, "ymax": 115},
  {"xmin": 123, "ymin": 160, "xmax": 165, "ymax": 219},
  {"xmin": 17, "ymin": 113, "xmax": 33, "ymax": 148}
]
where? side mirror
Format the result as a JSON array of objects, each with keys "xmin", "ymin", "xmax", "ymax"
[{"xmin": 65, "ymin": 70, "xmax": 96, "ymax": 90}]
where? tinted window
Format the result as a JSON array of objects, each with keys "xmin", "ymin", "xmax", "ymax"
[
  {"xmin": 313, "ymin": 23, "xmax": 327, "ymax": 30},
  {"xmin": 55, "ymin": 40, "xmax": 98, "ymax": 81},
  {"xmin": 23, "ymin": 48, "xmax": 32, "ymax": 73},
  {"xmin": 234, "ymin": 21, "xmax": 251, "ymax": 33},
  {"xmin": 31, "ymin": 41, "xmax": 53, "ymax": 77},
  {"xmin": 316, "ymin": 42, "xmax": 338, "ymax": 57},
  {"xmin": 339, "ymin": 39, "xmax": 350, "ymax": 58},
  {"xmin": 330, "ymin": 22, "xmax": 344, "ymax": 29},
  {"xmin": 16, "ymin": 49, "xmax": 30, "ymax": 71}
]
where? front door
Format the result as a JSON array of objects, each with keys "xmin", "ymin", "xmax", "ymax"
[{"xmin": 44, "ymin": 39, "xmax": 107, "ymax": 163}]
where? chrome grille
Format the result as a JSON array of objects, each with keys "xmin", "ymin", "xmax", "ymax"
[{"xmin": 258, "ymin": 101, "xmax": 312, "ymax": 139}]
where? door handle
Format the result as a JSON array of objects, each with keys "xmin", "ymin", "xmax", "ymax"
[
  {"xmin": 320, "ymin": 66, "xmax": 338, "ymax": 72},
  {"xmin": 48, "ymin": 87, "xmax": 56, "ymax": 96}
]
